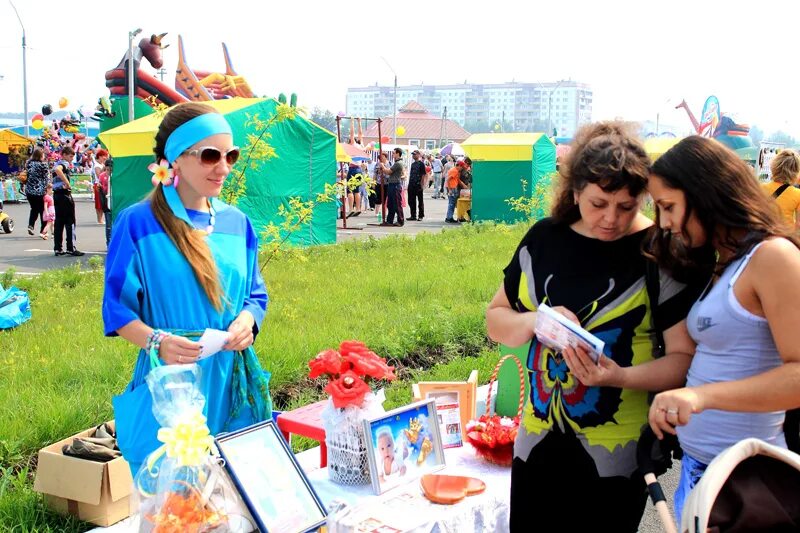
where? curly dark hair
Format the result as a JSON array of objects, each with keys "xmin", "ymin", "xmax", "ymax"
[
  {"xmin": 647, "ymin": 136, "xmax": 800, "ymax": 276},
  {"xmin": 551, "ymin": 121, "xmax": 650, "ymax": 224}
]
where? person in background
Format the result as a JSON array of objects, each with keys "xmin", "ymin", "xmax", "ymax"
[
  {"xmin": 646, "ymin": 136, "xmax": 800, "ymax": 524},
  {"xmin": 443, "ymin": 155, "xmax": 455, "ymax": 198},
  {"xmin": 373, "ymin": 152, "xmax": 391, "ymax": 221},
  {"xmin": 431, "ymin": 154, "xmax": 444, "ymax": 198},
  {"xmin": 761, "ymin": 149, "xmax": 800, "ymax": 231},
  {"xmin": 103, "ymin": 102, "xmax": 272, "ymax": 476},
  {"xmin": 407, "ymin": 150, "xmax": 426, "ymax": 221},
  {"xmin": 424, "ymin": 154, "xmax": 433, "ymax": 189},
  {"xmin": 98, "ymin": 159, "xmax": 113, "ymax": 246},
  {"xmin": 346, "ymin": 162, "xmax": 363, "ymax": 218},
  {"xmin": 52, "ymin": 146, "xmax": 83, "ymax": 256},
  {"xmin": 445, "ymin": 160, "xmax": 469, "ymax": 223},
  {"xmin": 360, "ymin": 160, "xmax": 370, "ymax": 211},
  {"xmin": 383, "ymin": 148, "xmax": 405, "ymax": 227},
  {"xmin": 486, "ymin": 121, "xmax": 707, "ymax": 532},
  {"xmin": 92, "ymin": 149, "xmax": 109, "ymax": 225},
  {"xmin": 40, "ymin": 183, "xmax": 55, "ymax": 240},
  {"xmin": 24, "ymin": 147, "xmax": 51, "ymax": 236}
]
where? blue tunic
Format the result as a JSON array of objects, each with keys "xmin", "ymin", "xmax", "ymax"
[{"xmin": 103, "ymin": 198, "xmax": 269, "ymax": 475}]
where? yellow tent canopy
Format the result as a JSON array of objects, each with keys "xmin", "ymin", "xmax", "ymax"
[
  {"xmin": 0, "ymin": 129, "xmax": 33, "ymax": 155},
  {"xmin": 462, "ymin": 133, "xmax": 550, "ymax": 161},
  {"xmin": 644, "ymin": 137, "xmax": 682, "ymax": 163}
]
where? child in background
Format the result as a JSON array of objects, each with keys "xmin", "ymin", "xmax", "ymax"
[
  {"xmin": 41, "ymin": 184, "xmax": 55, "ymax": 240},
  {"xmin": 98, "ymin": 159, "xmax": 113, "ymax": 246}
]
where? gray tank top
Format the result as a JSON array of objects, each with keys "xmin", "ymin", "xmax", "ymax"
[{"xmin": 677, "ymin": 241, "xmax": 786, "ymax": 464}]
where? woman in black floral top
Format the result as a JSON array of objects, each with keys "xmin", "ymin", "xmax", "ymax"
[{"xmin": 24, "ymin": 147, "xmax": 51, "ymax": 235}]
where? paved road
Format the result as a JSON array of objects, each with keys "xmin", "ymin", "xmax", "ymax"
[
  {"xmin": 0, "ymin": 189, "xmax": 460, "ymax": 274},
  {"xmin": 0, "ymin": 196, "xmax": 108, "ymax": 274}
]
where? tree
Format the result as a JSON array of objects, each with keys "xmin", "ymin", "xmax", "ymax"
[
  {"xmin": 308, "ymin": 107, "xmax": 337, "ymax": 133},
  {"xmin": 766, "ymin": 130, "xmax": 797, "ymax": 146},
  {"xmin": 749, "ymin": 125, "xmax": 764, "ymax": 147}
]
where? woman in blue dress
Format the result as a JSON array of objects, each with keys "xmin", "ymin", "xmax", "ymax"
[{"xmin": 103, "ymin": 102, "xmax": 272, "ymax": 475}]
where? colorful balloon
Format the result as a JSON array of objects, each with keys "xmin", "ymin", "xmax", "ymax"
[
  {"xmin": 381, "ymin": 136, "xmax": 390, "ymax": 143},
  {"xmin": 31, "ymin": 114, "xmax": 44, "ymax": 130},
  {"xmin": 58, "ymin": 97, "xmax": 69, "ymax": 109},
  {"xmin": 396, "ymin": 126, "xmax": 406, "ymax": 137}
]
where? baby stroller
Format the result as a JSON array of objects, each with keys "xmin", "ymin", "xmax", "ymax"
[
  {"xmin": 638, "ymin": 428, "xmax": 800, "ymax": 532},
  {"xmin": 0, "ymin": 199, "xmax": 13, "ymax": 233}
]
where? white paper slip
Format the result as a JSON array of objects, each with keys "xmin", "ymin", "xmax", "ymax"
[
  {"xmin": 534, "ymin": 303, "xmax": 605, "ymax": 363},
  {"xmin": 198, "ymin": 328, "xmax": 229, "ymax": 359}
]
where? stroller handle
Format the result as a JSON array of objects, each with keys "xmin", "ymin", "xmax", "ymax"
[{"xmin": 637, "ymin": 425, "xmax": 679, "ymax": 475}]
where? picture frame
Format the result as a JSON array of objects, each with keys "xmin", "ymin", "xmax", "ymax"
[
  {"xmin": 412, "ymin": 370, "xmax": 478, "ymax": 445},
  {"xmin": 362, "ymin": 399, "xmax": 446, "ymax": 495},
  {"xmin": 215, "ymin": 420, "xmax": 327, "ymax": 533}
]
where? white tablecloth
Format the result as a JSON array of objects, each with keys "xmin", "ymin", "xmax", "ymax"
[{"xmin": 309, "ymin": 445, "xmax": 511, "ymax": 533}]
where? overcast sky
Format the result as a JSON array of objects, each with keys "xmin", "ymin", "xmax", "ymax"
[{"xmin": 0, "ymin": 0, "xmax": 796, "ymax": 136}]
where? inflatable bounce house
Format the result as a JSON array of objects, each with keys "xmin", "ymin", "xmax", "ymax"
[
  {"xmin": 99, "ymin": 32, "xmax": 337, "ymax": 246},
  {"xmin": 675, "ymin": 96, "xmax": 758, "ymax": 162}
]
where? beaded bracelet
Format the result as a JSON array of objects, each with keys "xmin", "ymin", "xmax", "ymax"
[{"xmin": 146, "ymin": 329, "xmax": 171, "ymax": 358}]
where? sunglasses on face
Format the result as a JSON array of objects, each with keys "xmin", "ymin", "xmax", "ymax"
[{"xmin": 183, "ymin": 146, "xmax": 241, "ymax": 166}]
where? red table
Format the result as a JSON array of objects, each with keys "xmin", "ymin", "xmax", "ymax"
[{"xmin": 276, "ymin": 400, "xmax": 328, "ymax": 467}]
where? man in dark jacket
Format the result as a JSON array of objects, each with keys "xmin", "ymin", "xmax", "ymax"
[{"xmin": 407, "ymin": 150, "xmax": 426, "ymax": 221}]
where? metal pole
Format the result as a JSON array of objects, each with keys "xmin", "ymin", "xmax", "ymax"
[
  {"xmin": 393, "ymin": 74, "xmax": 397, "ymax": 145},
  {"xmin": 336, "ymin": 116, "xmax": 347, "ymax": 228},
  {"xmin": 377, "ymin": 118, "xmax": 386, "ymax": 221},
  {"xmin": 127, "ymin": 28, "xmax": 142, "ymax": 123},
  {"xmin": 380, "ymin": 57, "xmax": 398, "ymax": 145},
  {"xmin": 9, "ymin": 1, "xmax": 28, "ymax": 138}
]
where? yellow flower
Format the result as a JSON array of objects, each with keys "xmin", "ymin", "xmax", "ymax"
[{"xmin": 148, "ymin": 159, "xmax": 174, "ymax": 187}]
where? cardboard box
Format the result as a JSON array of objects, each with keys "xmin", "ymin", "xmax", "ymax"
[{"xmin": 33, "ymin": 421, "xmax": 134, "ymax": 527}]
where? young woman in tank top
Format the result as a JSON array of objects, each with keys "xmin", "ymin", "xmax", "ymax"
[{"xmin": 644, "ymin": 136, "xmax": 800, "ymax": 522}]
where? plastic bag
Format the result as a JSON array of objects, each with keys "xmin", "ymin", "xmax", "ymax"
[
  {"xmin": 135, "ymin": 363, "xmax": 250, "ymax": 532},
  {"xmin": 0, "ymin": 285, "xmax": 31, "ymax": 330}
]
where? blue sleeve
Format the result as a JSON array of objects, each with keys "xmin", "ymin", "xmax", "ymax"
[
  {"xmin": 102, "ymin": 208, "xmax": 145, "ymax": 336},
  {"xmin": 242, "ymin": 218, "xmax": 268, "ymax": 334}
]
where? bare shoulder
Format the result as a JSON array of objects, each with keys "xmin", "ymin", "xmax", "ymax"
[{"xmin": 751, "ymin": 237, "xmax": 800, "ymax": 278}]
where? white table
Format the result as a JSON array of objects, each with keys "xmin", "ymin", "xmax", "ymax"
[{"xmin": 309, "ymin": 445, "xmax": 511, "ymax": 533}]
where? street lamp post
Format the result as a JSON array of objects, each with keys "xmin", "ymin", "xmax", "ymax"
[
  {"xmin": 9, "ymin": 1, "xmax": 28, "ymax": 138},
  {"xmin": 127, "ymin": 28, "xmax": 143, "ymax": 123},
  {"xmin": 547, "ymin": 80, "xmax": 565, "ymax": 138},
  {"xmin": 381, "ymin": 57, "xmax": 398, "ymax": 144}
]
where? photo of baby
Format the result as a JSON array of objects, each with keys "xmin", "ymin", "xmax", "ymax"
[
  {"xmin": 376, "ymin": 427, "xmax": 408, "ymax": 482},
  {"xmin": 364, "ymin": 400, "xmax": 445, "ymax": 494}
]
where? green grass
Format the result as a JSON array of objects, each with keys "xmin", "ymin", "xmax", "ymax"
[{"xmin": 0, "ymin": 222, "xmax": 528, "ymax": 531}]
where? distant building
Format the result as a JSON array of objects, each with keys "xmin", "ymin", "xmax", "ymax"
[
  {"xmin": 347, "ymin": 80, "xmax": 592, "ymax": 138},
  {"xmin": 361, "ymin": 101, "xmax": 471, "ymax": 150}
]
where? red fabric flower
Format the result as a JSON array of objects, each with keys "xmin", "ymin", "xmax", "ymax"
[
  {"xmin": 324, "ymin": 370, "xmax": 371, "ymax": 409},
  {"xmin": 308, "ymin": 349, "xmax": 344, "ymax": 379},
  {"xmin": 342, "ymin": 352, "xmax": 396, "ymax": 381},
  {"xmin": 339, "ymin": 340, "xmax": 396, "ymax": 380}
]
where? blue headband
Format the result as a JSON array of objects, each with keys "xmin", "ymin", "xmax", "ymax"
[{"xmin": 164, "ymin": 113, "xmax": 233, "ymax": 164}]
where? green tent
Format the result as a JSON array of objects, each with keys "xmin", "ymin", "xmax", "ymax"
[
  {"xmin": 99, "ymin": 98, "xmax": 337, "ymax": 246},
  {"xmin": 462, "ymin": 133, "xmax": 556, "ymax": 223}
]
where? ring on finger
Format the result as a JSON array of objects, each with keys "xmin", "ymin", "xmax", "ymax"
[
  {"xmin": 667, "ymin": 408, "xmax": 678, "ymax": 415},
  {"xmin": 178, "ymin": 355, "xmax": 183, "ymax": 363}
]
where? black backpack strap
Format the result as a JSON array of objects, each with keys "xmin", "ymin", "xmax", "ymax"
[
  {"xmin": 773, "ymin": 184, "xmax": 790, "ymax": 199},
  {"xmin": 645, "ymin": 260, "xmax": 665, "ymax": 358}
]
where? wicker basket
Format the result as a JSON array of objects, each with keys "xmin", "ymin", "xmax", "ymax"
[{"xmin": 465, "ymin": 355, "xmax": 525, "ymax": 467}]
